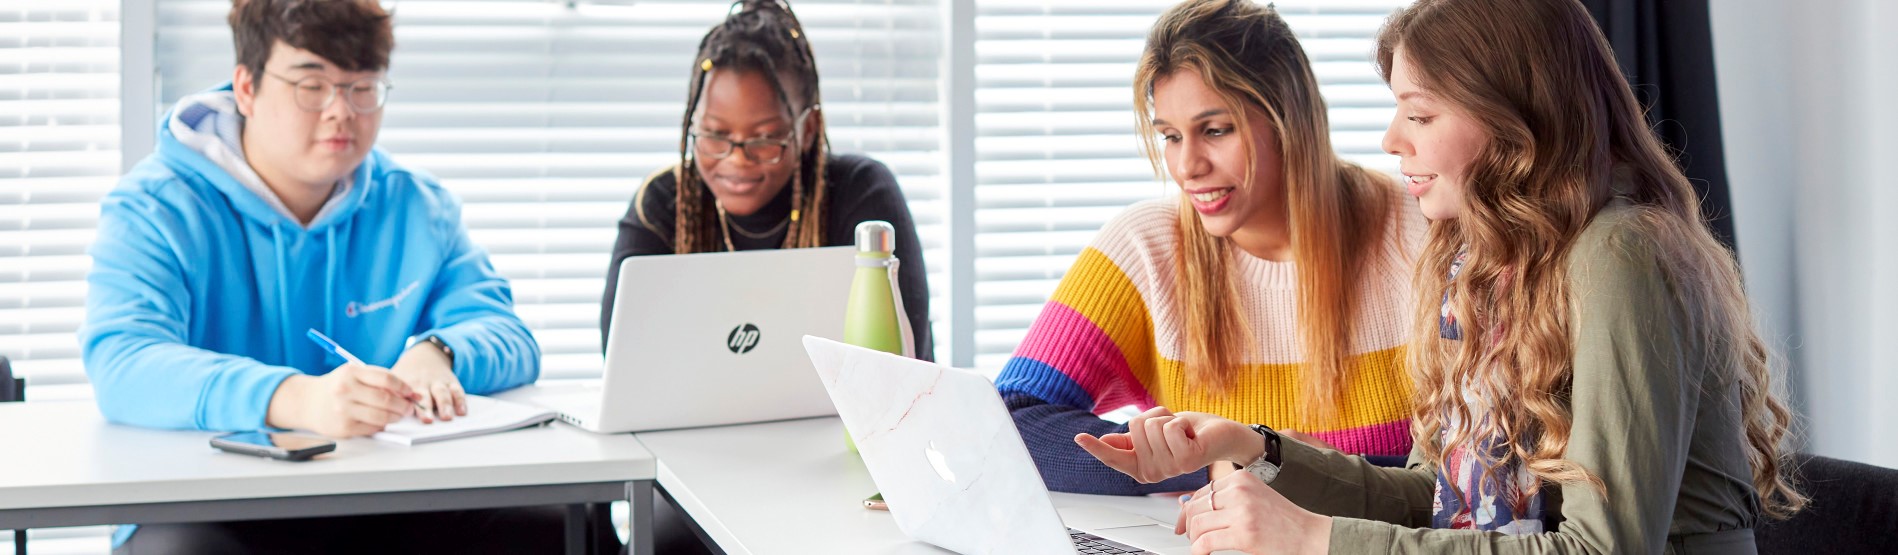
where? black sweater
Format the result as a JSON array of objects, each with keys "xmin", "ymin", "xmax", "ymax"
[{"xmin": 600, "ymin": 154, "xmax": 933, "ymax": 360}]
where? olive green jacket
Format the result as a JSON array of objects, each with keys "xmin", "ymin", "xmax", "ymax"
[{"xmin": 1272, "ymin": 204, "xmax": 1763, "ymax": 554}]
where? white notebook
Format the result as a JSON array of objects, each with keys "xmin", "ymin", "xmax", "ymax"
[{"xmin": 373, "ymin": 395, "xmax": 557, "ymax": 446}]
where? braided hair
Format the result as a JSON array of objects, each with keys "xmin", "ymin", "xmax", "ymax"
[{"xmin": 674, "ymin": 0, "xmax": 830, "ymax": 253}]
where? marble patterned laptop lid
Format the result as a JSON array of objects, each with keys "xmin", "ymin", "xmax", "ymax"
[{"xmin": 802, "ymin": 335, "xmax": 1073, "ymax": 554}]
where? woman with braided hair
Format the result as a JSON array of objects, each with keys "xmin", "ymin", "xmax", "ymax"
[
  {"xmin": 604, "ymin": 3, "xmax": 932, "ymax": 549},
  {"xmin": 601, "ymin": 0, "xmax": 933, "ymax": 360}
]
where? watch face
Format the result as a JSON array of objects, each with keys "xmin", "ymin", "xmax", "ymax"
[{"xmin": 1246, "ymin": 459, "xmax": 1281, "ymax": 484}]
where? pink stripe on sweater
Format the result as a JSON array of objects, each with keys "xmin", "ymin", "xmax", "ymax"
[
  {"xmin": 1014, "ymin": 302, "xmax": 1155, "ymax": 415},
  {"xmin": 1305, "ymin": 419, "xmax": 1412, "ymax": 457}
]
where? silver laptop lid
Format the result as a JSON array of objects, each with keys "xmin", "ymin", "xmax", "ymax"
[
  {"xmin": 598, "ymin": 247, "xmax": 854, "ymax": 432},
  {"xmin": 801, "ymin": 335, "xmax": 1072, "ymax": 553}
]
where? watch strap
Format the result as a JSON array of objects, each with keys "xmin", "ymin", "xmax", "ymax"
[
  {"xmin": 422, "ymin": 334, "xmax": 454, "ymax": 365},
  {"xmin": 1244, "ymin": 423, "xmax": 1284, "ymax": 484}
]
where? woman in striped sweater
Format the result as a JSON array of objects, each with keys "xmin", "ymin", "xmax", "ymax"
[{"xmin": 994, "ymin": 0, "xmax": 1427, "ymax": 495}]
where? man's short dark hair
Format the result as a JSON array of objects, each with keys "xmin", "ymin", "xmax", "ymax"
[{"xmin": 229, "ymin": 0, "xmax": 394, "ymax": 87}]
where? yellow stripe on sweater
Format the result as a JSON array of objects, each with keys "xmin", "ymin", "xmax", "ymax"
[
  {"xmin": 1138, "ymin": 346, "xmax": 1414, "ymax": 433},
  {"xmin": 1047, "ymin": 247, "xmax": 1154, "ymax": 376}
]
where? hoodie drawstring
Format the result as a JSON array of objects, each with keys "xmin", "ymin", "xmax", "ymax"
[
  {"xmin": 324, "ymin": 224, "xmax": 336, "ymax": 364},
  {"xmin": 272, "ymin": 224, "xmax": 291, "ymax": 365}
]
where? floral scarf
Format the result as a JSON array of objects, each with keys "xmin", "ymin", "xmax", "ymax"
[{"xmin": 1432, "ymin": 248, "xmax": 1548, "ymax": 534}]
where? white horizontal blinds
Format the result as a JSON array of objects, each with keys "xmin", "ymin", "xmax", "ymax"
[
  {"xmin": 155, "ymin": 0, "xmax": 946, "ymax": 377},
  {"xmin": 0, "ymin": 0, "xmax": 120, "ymax": 389},
  {"xmin": 788, "ymin": 0, "xmax": 947, "ymax": 363},
  {"xmin": 969, "ymin": 0, "xmax": 1408, "ymax": 370},
  {"xmin": 1, "ymin": 3, "xmax": 121, "ymax": 549}
]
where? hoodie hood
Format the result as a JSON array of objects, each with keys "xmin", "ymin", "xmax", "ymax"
[{"xmin": 159, "ymin": 82, "xmax": 366, "ymax": 231}]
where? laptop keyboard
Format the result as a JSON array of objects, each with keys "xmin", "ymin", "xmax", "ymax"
[{"xmin": 1068, "ymin": 529, "xmax": 1153, "ymax": 554}]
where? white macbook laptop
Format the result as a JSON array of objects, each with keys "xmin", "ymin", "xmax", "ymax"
[
  {"xmin": 511, "ymin": 247, "xmax": 857, "ymax": 433},
  {"xmin": 801, "ymin": 335, "xmax": 1194, "ymax": 555}
]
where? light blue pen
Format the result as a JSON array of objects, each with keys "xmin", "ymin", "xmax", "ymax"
[{"xmin": 305, "ymin": 329, "xmax": 432, "ymax": 420}]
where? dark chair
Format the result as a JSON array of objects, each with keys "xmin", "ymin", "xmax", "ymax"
[
  {"xmin": 2, "ymin": 355, "xmax": 23, "ymax": 555},
  {"xmin": 0, "ymin": 355, "xmax": 20, "ymax": 403},
  {"xmin": 1756, "ymin": 453, "xmax": 1898, "ymax": 555}
]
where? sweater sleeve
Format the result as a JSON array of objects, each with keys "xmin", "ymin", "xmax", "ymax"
[
  {"xmin": 1004, "ymin": 393, "xmax": 1209, "ymax": 494},
  {"xmin": 996, "ymin": 230, "xmax": 1182, "ymax": 494},
  {"xmin": 1318, "ymin": 211, "xmax": 1706, "ymax": 553}
]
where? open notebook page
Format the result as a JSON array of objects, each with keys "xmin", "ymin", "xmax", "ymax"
[{"xmin": 372, "ymin": 394, "xmax": 557, "ymax": 446}]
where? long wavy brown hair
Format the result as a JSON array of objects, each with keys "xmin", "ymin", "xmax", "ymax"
[
  {"xmin": 1381, "ymin": 0, "xmax": 1805, "ymax": 518},
  {"xmin": 1133, "ymin": 0, "xmax": 1394, "ymax": 425}
]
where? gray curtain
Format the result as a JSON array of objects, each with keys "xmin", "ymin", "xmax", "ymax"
[{"xmin": 1583, "ymin": 0, "xmax": 1738, "ymax": 253}]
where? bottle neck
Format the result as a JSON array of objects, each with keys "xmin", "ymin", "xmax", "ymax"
[{"xmin": 854, "ymin": 250, "xmax": 894, "ymax": 267}]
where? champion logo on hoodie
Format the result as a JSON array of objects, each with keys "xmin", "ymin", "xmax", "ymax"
[{"xmin": 346, "ymin": 279, "xmax": 422, "ymax": 318}]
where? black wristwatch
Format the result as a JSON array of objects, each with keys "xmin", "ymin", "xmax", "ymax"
[
  {"xmin": 421, "ymin": 334, "xmax": 454, "ymax": 365},
  {"xmin": 1244, "ymin": 424, "xmax": 1284, "ymax": 483}
]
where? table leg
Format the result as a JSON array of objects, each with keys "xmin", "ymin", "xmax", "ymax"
[
  {"xmin": 565, "ymin": 504, "xmax": 588, "ymax": 555},
  {"xmin": 627, "ymin": 481, "xmax": 654, "ymax": 555}
]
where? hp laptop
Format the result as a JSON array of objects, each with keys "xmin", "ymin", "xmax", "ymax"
[
  {"xmin": 801, "ymin": 335, "xmax": 1194, "ymax": 555},
  {"xmin": 512, "ymin": 247, "xmax": 856, "ymax": 433}
]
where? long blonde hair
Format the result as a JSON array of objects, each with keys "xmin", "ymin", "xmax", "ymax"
[
  {"xmin": 1380, "ymin": 0, "xmax": 1805, "ymax": 518},
  {"xmin": 1133, "ymin": 0, "xmax": 1393, "ymax": 425}
]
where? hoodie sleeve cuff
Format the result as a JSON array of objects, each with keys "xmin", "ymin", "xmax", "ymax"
[
  {"xmin": 206, "ymin": 365, "xmax": 302, "ymax": 431},
  {"xmin": 414, "ymin": 328, "xmax": 467, "ymax": 378},
  {"xmin": 416, "ymin": 320, "xmax": 539, "ymax": 395},
  {"xmin": 416, "ymin": 326, "xmax": 499, "ymax": 394}
]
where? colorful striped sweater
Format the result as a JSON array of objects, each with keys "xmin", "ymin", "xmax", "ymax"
[{"xmin": 996, "ymin": 191, "xmax": 1427, "ymax": 494}]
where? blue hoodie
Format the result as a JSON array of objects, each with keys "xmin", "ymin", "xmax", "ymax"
[{"xmin": 82, "ymin": 83, "xmax": 540, "ymax": 432}]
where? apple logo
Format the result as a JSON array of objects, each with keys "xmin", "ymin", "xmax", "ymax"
[{"xmin": 925, "ymin": 441, "xmax": 956, "ymax": 483}]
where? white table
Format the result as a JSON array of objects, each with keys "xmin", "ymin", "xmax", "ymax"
[
  {"xmin": 634, "ymin": 416, "xmax": 1186, "ymax": 554},
  {"xmin": 0, "ymin": 401, "xmax": 659, "ymax": 555}
]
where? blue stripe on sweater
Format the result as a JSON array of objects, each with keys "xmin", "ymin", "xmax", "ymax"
[{"xmin": 995, "ymin": 356, "xmax": 1095, "ymax": 411}]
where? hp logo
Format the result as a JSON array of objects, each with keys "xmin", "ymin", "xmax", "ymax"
[{"xmin": 726, "ymin": 323, "xmax": 762, "ymax": 354}]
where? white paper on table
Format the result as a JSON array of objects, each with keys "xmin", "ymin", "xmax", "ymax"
[{"xmin": 372, "ymin": 395, "xmax": 557, "ymax": 446}]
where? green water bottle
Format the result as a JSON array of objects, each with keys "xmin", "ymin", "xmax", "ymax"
[{"xmin": 843, "ymin": 220, "xmax": 912, "ymax": 452}]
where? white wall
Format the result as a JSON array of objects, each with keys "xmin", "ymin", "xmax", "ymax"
[{"xmin": 1712, "ymin": 0, "xmax": 1898, "ymax": 468}]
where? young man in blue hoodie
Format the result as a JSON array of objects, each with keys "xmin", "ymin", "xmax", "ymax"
[{"xmin": 83, "ymin": 1, "xmax": 608, "ymax": 552}]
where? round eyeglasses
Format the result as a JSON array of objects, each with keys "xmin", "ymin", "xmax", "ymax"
[{"xmin": 264, "ymin": 72, "xmax": 392, "ymax": 114}]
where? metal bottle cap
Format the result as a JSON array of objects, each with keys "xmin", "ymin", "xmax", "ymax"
[{"xmin": 854, "ymin": 220, "xmax": 895, "ymax": 254}]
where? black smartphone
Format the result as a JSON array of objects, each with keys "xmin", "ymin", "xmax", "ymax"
[{"xmin": 210, "ymin": 431, "xmax": 336, "ymax": 461}]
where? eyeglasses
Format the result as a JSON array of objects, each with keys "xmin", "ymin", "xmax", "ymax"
[
  {"xmin": 264, "ymin": 72, "xmax": 393, "ymax": 114},
  {"xmin": 688, "ymin": 106, "xmax": 816, "ymax": 165},
  {"xmin": 689, "ymin": 132, "xmax": 794, "ymax": 164}
]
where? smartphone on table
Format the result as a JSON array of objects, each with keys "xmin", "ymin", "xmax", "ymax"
[
  {"xmin": 863, "ymin": 493, "xmax": 888, "ymax": 511},
  {"xmin": 210, "ymin": 431, "xmax": 336, "ymax": 461}
]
